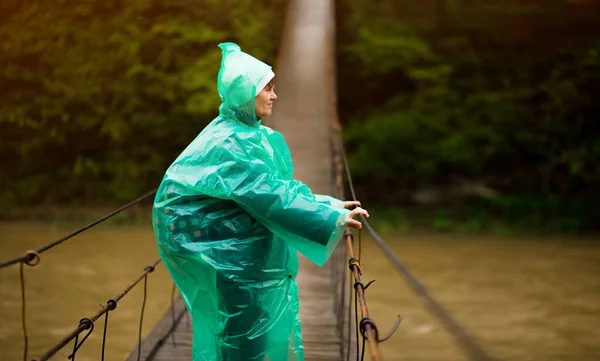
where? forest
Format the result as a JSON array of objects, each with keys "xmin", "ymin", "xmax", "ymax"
[{"xmin": 1, "ymin": 0, "xmax": 599, "ymax": 233}]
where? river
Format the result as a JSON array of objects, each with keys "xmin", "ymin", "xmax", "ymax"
[{"xmin": 1, "ymin": 222, "xmax": 599, "ymax": 361}]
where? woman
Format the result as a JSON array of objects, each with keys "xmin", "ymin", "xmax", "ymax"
[{"xmin": 152, "ymin": 42, "xmax": 369, "ymax": 361}]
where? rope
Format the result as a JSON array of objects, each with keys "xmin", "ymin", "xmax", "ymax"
[
  {"xmin": 338, "ymin": 135, "xmax": 357, "ymax": 202},
  {"xmin": 0, "ymin": 189, "xmax": 157, "ymax": 270},
  {"xmin": 20, "ymin": 262, "xmax": 28, "ymax": 361},
  {"xmin": 66, "ymin": 319, "xmax": 94, "ymax": 360},
  {"xmin": 358, "ymin": 229, "xmax": 362, "ymax": 262},
  {"xmin": 170, "ymin": 282, "xmax": 177, "ymax": 347},
  {"xmin": 338, "ymin": 131, "xmax": 373, "ymax": 360},
  {"xmin": 334, "ymin": 132, "xmax": 382, "ymax": 360},
  {"xmin": 339, "ymin": 251, "xmax": 348, "ymax": 359},
  {"xmin": 332, "ymin": 151, "xmax": 351, "ymax": 361},
  {"xmin": 348, "ymin": 257, "xmax": 362, "ymax": 276},
  {"xmin": 70, "ymin": 334, "xmax": 78, "ymax": 361},
  {"xmin": 136, "ymin": 265, "xmax": 155, "ymax": 360},
  {"xmin": 343, "ymin": 233, "xmax": 358, "ymax": 361},
  {"xmin": 360, "ymin": 336, "xmax": 366, "ymax": 361},
  {"xmin": 354, "ymin": 289, "xmax": 360, "ymax": 361},
  {"xmin": 137, "ymin": 274, "xmax": 149, "ymax": 361},
  {"xmin": 35, "ymin": 259, "xmax": 162, "ymax": 361},
  {"xmin": 19, "ymin": 250, "xmax": 40, "ymax": 361},
  {"xmin": 352, "ymin": 235, "xmax": 363, "ymax": 361},
  {"xmin": 345, "ymin": 273, "xmax": 352, "ymax": 361},
  {"xmin": 356, "ymin": 229, "xmax": 364, "ymax": 360},
  {"xmin": 101, "ymin": 299, "xmax": 116, "ymax": 361},
  {"xmin": 337, "ymin": 132, "xmax": 497, "ymax": 361},
  {"xmin": 344, "ymin": 230, "xmax": 384, "ymax": 361},
  {"xmin": 70, "ymin": 333, "xmax": 78, "ymax": 361}
]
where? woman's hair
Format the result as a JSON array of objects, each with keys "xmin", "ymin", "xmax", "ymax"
[{"xmin": 264, "ymin": 78, "xmax": 275, "ymax": 91}]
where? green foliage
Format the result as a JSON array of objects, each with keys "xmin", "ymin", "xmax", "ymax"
[
  {"xmin": 0, "ymin": 0, "xmax": 287, "ymax": 205},
  {"xmin": 337, "ymin": 0, "xmax": 600, "ymax": 232},
  {"xmin": 370, "ymin": 195, "xmax": 591, "ymax": 236}
]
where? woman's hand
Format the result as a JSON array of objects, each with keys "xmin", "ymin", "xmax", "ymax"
[
  {"xmin": 347, "ymin": 206, "xmax": 369, "ymax": 230},
  {"xmin": 343, "ymin": 200, "xmax": 362, "ymax": 209}
]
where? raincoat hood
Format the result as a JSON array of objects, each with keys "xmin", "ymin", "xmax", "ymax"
[{"xmin": 217, "ymin": 42, "xmax": 275, "ymax": 126}]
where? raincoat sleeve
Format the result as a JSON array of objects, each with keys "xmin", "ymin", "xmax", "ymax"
[
  {"xmin": 314, "ymin": 194, "xmax": 345, "ymax": 209},
  {"xmin": 203, "ymin": 137, "xmax": 351, "ymax": 267}
]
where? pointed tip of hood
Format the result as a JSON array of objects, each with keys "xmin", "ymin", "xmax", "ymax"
[{"xmin": 218, "ymin": 42, "xmax": 241, "ymax": 56}]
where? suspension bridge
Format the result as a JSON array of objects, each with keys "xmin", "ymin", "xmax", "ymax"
[{"xmin": 0, "ymin": 0, "xmax": 499, "ymax": 360}]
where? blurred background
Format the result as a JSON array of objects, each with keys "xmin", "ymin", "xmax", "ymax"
[{"xmin": 1, "ymin": 0, "xmax": 599, "ymax": 360}]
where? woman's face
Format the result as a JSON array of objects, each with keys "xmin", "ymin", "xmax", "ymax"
[{"xmin": 255, "ymin": 82, "xmax": 277, "ymax": 119}]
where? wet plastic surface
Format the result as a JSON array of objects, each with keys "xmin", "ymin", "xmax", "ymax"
[{"xmin": 152, "ymin": 43, "xmax": 350, "ymax": 361}]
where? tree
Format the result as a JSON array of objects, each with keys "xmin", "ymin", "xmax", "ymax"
[{"xmin": 0, "ymin": 0, "xmax": 287, "ymax": 205}]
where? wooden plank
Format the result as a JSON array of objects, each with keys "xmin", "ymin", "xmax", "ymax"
[
  {"xmin": 125, "ymin": 297, "xmax": 188, "ymax": 361},
  {"xmin": 296, "ymin": 253, "xmax": 346, "ymax": 361}
]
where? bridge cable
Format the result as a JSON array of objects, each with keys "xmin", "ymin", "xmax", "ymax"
[
  {"xmin": 67, "ymin": 319, "xmax": 93, "ymax": 360},
  {"xmin": 337, "ymin": 133, "xmax": 498, "ymax": 361},
  {"xmin": 138, "ymin": 274, "xmax": 148, "ymax": 361},
  {"xmin": 100, "ymin": 299, "xmax": 115, "ymax": 361},
  {"xmin": 34, "ymin": 258, "xmax": 162, "ymax": 361},
  {"xmin": 136, "ymin": 265, "xmax": 154, "ymax": 361},
  {"xmin": 170, "ymin": 282, "xmax": 178, "ymax": 347},
  {"xmin": 334, "ymin": 129, "xmax": 402, "ymax": 361},
  {"xmin": 344, "ymin": 244, "xmax": 352, "ymax": 361},
  {"xmin": 337, "ymin": 124, "xmax": 369, "ymax": 361},
  {"xmin": 20, "ymin": 261, "xmax": 28, "ymax": 361},
  {"xmin": 18, "ymin": 250, "xmax": 40, "ymax": 361},
  {"xmin": 0, "ymin": 188, "xmax": 157, "ymax": 270},
  {"xmin": 3, "ymin": 190, "xmax": 157, "ymax": 360}
]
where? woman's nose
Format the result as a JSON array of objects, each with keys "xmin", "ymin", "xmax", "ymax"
[{"xmin": 271, "ymin": 91, "xmax": 278, "ymax": 100}]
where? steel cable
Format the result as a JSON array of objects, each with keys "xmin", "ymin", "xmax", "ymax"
[
  {"xmin": 0, "ymin": 189, "xmax": 157, "ymax": 270},
  {"xmin": 35, "ymin": 259, "xmax": 162, "ymax": 361},
  {"xmin": 337, "ymin": 132, "xmax": 497, "ymax": 361}
]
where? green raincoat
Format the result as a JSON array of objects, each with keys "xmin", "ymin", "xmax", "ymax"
[{"xmin": 152, "ymin": 42, "xmax": 351, "ymax": 361}]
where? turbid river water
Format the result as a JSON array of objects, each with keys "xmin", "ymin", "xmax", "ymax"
[{"xmin": 1, "ymin": 222, "xmax": 599, "ymax": 361}]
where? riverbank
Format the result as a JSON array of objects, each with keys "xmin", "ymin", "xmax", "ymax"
[
  {"xmin": 1, "ymin": 203, "xmax": 597, "ymax": 238},
  {"xmin": 0, "ymin": 205, "xmax": 153, "ymax": 225},
  {"xmin": 367, "ymin": 204, "xmax": 598, "ymax": 237}
]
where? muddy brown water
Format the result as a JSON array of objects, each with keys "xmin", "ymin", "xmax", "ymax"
[{"xmin": 1, "ymin": 222, "xmax": 599, "ymax": 361}]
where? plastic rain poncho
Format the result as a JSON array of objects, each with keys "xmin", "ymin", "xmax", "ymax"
[{"xmin": 152, "ymin": 42, "xmax": 351, "ymax": 361}]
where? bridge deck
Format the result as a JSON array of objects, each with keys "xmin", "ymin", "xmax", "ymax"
[
  {"xmin": 126, "ymin": 256, "xmax": 343, "ymax": 361},
  {"xmin": 127, "ymin": 0, "xmax": 350, "ymax": 360}
]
